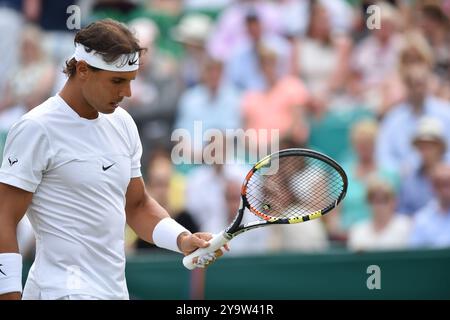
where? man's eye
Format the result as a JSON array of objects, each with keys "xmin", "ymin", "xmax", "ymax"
[{"xmin": 112, "ymin": 80, "xmax": 122, "ymax": 84}]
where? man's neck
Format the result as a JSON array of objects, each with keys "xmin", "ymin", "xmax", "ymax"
[
  {"xmin": 409, "ymin": 97, "xmax": 426, "ymax": 114},
  {"xmin": 59, "ymin": 80, "xmax": 99, "ymax": 120}
]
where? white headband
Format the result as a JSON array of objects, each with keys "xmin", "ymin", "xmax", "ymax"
[{"xmin": 73, "ymin": 43, "xmax": 139, "ymax": 72}]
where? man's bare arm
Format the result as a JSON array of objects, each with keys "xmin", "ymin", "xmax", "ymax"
[
  {"xmin": 0, "ymin": 183, "xmax": 33, "ymax": 300},
  {"xmin": 125, "ymin": 177, "xmax": 171, "ymax": 244},
  {"xmin": 125, "ymin": 177, "xmax": 212, "ymax": 254}
]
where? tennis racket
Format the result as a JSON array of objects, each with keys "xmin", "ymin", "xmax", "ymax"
[{"xmin": 183, "ymin": 148, "xmax": 348, "ymax": 270}]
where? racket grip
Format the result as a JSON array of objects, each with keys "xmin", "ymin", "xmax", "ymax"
[{"xmin": 182, "ymin": 232, "xmax": 229, "ymax": 270}]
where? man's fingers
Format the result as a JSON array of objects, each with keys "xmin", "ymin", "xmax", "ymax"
[
  {"xmin": 193, "ymin": 235, "xmax": 210, "ymax": 248},
  {"xmin": 193, "ymin": 232, "xmax": 213, "ymax": 242}
]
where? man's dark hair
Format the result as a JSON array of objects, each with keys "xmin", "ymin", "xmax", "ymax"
[
  {"xmin": 63, "ymin": 19, "xmax": 146, "ymax": 77},
  {"xmin": 422, "ymin": 4, "xmax": 449, "ymax": 25}
]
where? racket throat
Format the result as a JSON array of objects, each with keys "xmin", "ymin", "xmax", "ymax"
[{"xmin": 222, "ymin": 232, "xmax": 233, "ymax": 241}]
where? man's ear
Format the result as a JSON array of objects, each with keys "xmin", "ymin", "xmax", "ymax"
[{"xmin": 76, "ymin": 61, "xmax": 90, "ymax": 80}]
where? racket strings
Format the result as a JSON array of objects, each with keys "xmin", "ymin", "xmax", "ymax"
[{"xmin": 246, "ymin": 156, "xmax": 344, "ymax": 219}]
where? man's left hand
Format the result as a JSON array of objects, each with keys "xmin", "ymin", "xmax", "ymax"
[{"xmin": 177, "ymin": 232, "xmax": 229, "ymax": 268}]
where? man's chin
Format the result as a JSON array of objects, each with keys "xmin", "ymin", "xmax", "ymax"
[{"xmin": 100, "ymin": 104, "xmax": 118, "ymax": 114}]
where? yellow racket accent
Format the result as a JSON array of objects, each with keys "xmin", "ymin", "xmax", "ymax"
[
  {"xmin": 254, "ymin": 155, "xmax": 271, "ymax": 170},
  {"xmin": 308, "ymin": 210, "xmax": 323, "ymax": 220},
  {"xmin": 287, "ymin": 210, "xmax": 322, "ymax": 224}
]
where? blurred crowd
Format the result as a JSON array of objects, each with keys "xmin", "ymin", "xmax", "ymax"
[{"xmin": 1, "ymin": 0, "xmax": 450, "ymax": 259}]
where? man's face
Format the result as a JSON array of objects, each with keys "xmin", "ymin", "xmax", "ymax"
[
  {"xmin": 415, "ymin": 140, "xmax": 445, "ymax": 165},
  {"xmin": 81, "ymin": 67, "xmax": 137, "ymax": 114},
  {"xmin": 368, "ymin": 191, "xmax": 396, "ymax": 218},
  {"xmin": 404, "ymin": 66, "xmax": 429, "ymax": 102},
  {"xmin": 246, "ymin": 19, "xmax": 262, "ymax": 41}
]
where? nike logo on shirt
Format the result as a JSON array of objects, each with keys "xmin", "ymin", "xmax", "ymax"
[
  {"xmin": 102, "ymin": 163, "xmax": 115, "ymax": 171},
  {"xmin": 0, "ymin": 264, "xmax": 6, "ymax": 276}
]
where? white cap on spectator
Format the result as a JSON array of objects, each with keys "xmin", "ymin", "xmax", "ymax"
[
  {"xmin": 412, "ymin": 117, "xmax": 446, "ymax": 146},
  {"xmin": 171, "ymin": 14, "xmax": 213, "ymax": 46},
  {"xmin": 128, "ymin": 18, "xmax": 159, "ymax": 47}
]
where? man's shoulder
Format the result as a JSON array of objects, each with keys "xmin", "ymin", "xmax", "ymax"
[{"xmin": 380, "ymin": 104, "xmax": 410, "ymax": 127}]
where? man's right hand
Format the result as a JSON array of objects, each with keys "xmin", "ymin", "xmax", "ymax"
[{"xmin": 0, "ymin": 292, "xmax": 21, "ymax": 300}]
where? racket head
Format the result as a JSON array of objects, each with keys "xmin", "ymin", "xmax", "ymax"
[{"xmin": 240, "ymin": 148, "xmax": 348, "ymax": 224}]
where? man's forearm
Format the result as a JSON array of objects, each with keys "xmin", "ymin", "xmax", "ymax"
[
  {"xmin": 126, "ymin": 194, "xmax": 171, "ymax": 244},
  {"xmin": 0, "ymin": 223, "xmax": 20, "ymax": 253}
]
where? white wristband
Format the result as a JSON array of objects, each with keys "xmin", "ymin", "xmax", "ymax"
[
  {"xmin": 0, "ymin": 253, "xmax": 23, "ymax": 295},
  {"xmin": 152, "ymin": 218, "xmax": 190, "ymax": 253}
]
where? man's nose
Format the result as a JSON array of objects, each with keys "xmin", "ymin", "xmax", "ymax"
[{"xmin": 119, "ymin": 83, "xmax": 132, "ymax": 98}]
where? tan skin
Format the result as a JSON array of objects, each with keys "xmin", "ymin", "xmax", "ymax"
[
  {"xmin": 368, "ymin": 192, "xmax": 397, "ymax": 233},
  {"xmin": 0, "ymin": 60, "xmax": 226, "ymax": 299}
]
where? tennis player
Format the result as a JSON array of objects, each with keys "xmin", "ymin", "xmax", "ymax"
[{"xmin": 0, "ymin": 19, "xmax": 223, "ymax": 300}]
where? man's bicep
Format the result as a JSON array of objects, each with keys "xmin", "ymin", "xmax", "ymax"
[
  {"xmin": 0, "ymin": 183, "xmax": 32, "ymax": 224},
  {"xmin": 125, "ymin": 177, "xmax": 147, "ymax": 210}
]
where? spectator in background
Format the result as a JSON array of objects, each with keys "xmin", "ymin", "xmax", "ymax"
[
  {"xmin": 294, "ymin": 0, "xmax": 352, "ymax": 118},
  {"xmin": 410, "ymin": 163, "xmax": 450, "ymax": 248},
  {"xmin": 174, "ymin": 56, "xmax": 242, "ymax": 160},
  {"xmin": 0, "ymin": 24, "xmax": 56, "ymax": 132},
  {"xmin": 225, "ymin": 10, "xmax": 291, "ymax": 91},
  {"xmin": 185, "ymin": 136, "xmax": 249, "ymax": 234},
  {"xmin": 171, "ymin": 13, "xmax": 213, "ymax": 88},
  {"xmin": 398, "ymin": 117, "xmax": 446, "ymax": 215},
  {"xmin": 419, "ymin": 4, "xmax": 450, "ymax": 80},
  {"xmin": 376, "ymin": 63, "xmax": 450, "ymax": 172},
  {"xmin": 208, "ymin": 0, "xmax": 283, "ymax": 61},
  {"xmin": 0, "ymin": 0, "xmax": 23, "ymax": 97},
  {"xmin": 222, "ymin": 177, "xmax": 271, "ymax": 255},
  {"xmin": 241, "ymin": 46, "xmax": 309, "ymax": 153},
  {"xmin": 378, "ymin": 30, "xmax": 438, "ymax": 116},
  {"xmin": 307, "ymin": 65, "xmax": 374, "ymax": 165},
  {"xmin": 396, "ymin": 30, "xmax": 436, "ymax": 90},
  {"xmin": 327, "ymin": 119, "xmax": 396, "ymax": 242},
  {"xmin": 352, "ymin": 1, "xmax": 404, "ymax": 115},
  {"xmin": 348, "ymin": 175, "xmax": 411, "ymax": 251},
  {"xmin": 418, "ymin": 3, "xmax": 450, "ymax": 103}
]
